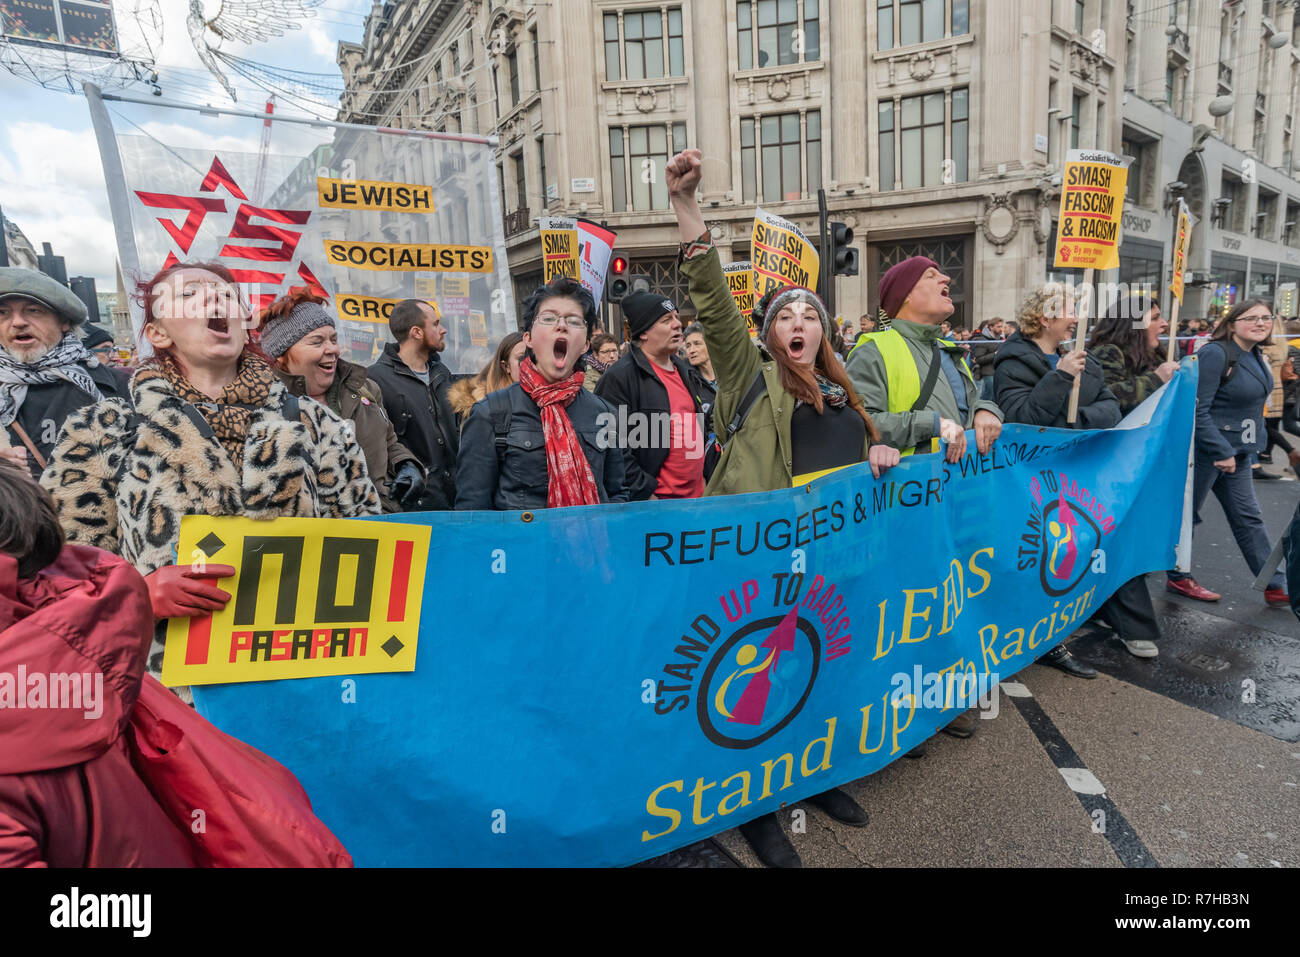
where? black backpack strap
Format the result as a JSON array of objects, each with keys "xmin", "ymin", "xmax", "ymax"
[
  {"xmin": 281, "ymin": 392, "xmax": 301, "ymax": 423},
  {"xmin": 723, "ymin": 369, "xmax": 770, "ymax": 444},
  {"xmin": 1217, "ymin": 341, "xmax": 1241, "ymax": 386},
  {"xmin": 911, "ymin": 340, "xmax": 945, "ymax": 412},
  {"xmin": 485, "ymin": 388, "xmax": 512, "ymax": 458},
  {"xmin": 177, "ymin": 403, "xmax": 217, "ymax": 441}
]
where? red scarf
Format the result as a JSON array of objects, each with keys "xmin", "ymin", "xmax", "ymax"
[{"xmin": 518, "ymin": 358, "xmax": 602, "ymax": 508}]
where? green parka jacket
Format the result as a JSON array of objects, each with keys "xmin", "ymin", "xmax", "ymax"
[{"xmin": 680, "ymin": 247, "xmax": 872, "ymax": 496}]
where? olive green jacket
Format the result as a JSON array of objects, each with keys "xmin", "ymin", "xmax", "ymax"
[
  {"xmin": 844, "ymin": 318, "xmax": 1002, "ymax": 453},
  {"xmin": 681, "ymin": 247, "xmax": 871, "ymax": 496}
]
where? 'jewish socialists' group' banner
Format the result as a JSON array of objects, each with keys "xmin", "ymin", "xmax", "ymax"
[
  {"xmin": 191, "ymin": 366, "xmax": 1197, "ymax": 867},
  {"xmin": 751, "ymin": 207, "xmax": 819, "ymax": 302},
  {"xmin": 1053, "ymin": 148, "xmax": 1131, "ymax": 271},
  {"xmin": 84, "ymin": 86, "xmax": 515, "ymax": 374}
]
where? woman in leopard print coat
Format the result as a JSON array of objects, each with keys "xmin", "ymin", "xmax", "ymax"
[{"xmin": 40, "ymin": 262, "xmax": 380, "ymax": 678}]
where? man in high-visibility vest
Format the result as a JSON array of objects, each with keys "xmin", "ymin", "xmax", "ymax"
[{"xmin": 845, "ymin": 255, "xmax": 1004, "ymax": 743}]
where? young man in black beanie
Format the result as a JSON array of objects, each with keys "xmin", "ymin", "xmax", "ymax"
[{"xmin": 595, "ymin": 290, "xmax": 716, "ymax": 500}]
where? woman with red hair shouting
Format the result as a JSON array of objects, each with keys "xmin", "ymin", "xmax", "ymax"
[{"xmin": 40, "ymin": 263, "xmax": 380, "ymax": 682}]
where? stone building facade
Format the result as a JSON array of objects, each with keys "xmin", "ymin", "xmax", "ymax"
[{"xmin": 337, "ymin": 0, "xmax": 1300, "ymax": 331}]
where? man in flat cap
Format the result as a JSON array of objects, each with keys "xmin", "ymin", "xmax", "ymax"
[
  {"xmin": 596, "ymin": 290, "xmax": 715, "ymax": 500},
  {"xmin": 0, "ymin": 267, "xmax": 130, "ymax": 478}
]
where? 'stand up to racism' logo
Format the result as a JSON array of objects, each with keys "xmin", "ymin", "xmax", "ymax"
[
  {"xmin": 651, "ymin": 573, "xmax": 852, "ymax": 750},
  {"xmin": 1017, "ymin": 469, "xmax": 1113, "ymax": 596},
  {"xmin": 697, "ymin": 607, "xmax": 820, "ymax": 749}
]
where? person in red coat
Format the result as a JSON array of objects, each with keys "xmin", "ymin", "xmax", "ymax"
[{"xmin": 0, "ymin": 459, "xmax": 196, "ymax": 867}]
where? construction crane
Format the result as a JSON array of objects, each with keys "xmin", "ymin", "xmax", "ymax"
[{"xmin": 253, "ymin": 96, "xmax": 275, "ymax": 205}]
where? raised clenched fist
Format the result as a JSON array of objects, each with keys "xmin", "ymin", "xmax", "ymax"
[{"xmin": 666, "ymin": 149, "xmax": 703, "ymax": 198}]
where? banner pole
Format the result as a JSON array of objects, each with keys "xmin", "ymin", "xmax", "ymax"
[
  {"xmin": 82, "ymin": 82, "xmax": 143, "ymax": 343},
  {"xmin": 1067, "ymin": 266, "xmax": 1094, "ymax": 424},
  {"xmin": 1165, "ymin": 297, "xmax": 1182, "ymax": 364}
]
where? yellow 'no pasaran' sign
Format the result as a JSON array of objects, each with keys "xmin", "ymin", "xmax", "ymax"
[{"xmin": 161, "ymin": 516, "xmax": 431, "ymax": 687}]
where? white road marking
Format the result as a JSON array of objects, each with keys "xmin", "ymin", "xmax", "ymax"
[
  {"xmin": 1059, "ymin": 767, "xmax": 1106, "ymax": 795},
  {"xmin": 999, "ymin": 681, "xmax": 1032, "ymax": 698}
]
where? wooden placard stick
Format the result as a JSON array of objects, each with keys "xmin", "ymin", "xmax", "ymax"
[
  {"xmin": 1067, "ymin": 267, "xmax": 1095, "ymax": 424},
  {"xmin": 1165, "ymin": 296, "xmax": 1182, "ymax": 364}
]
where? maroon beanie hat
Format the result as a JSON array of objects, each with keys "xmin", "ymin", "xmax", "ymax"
[{"xmin": 879, "ymin": 256, "xmax": 939, "ymax": 319}]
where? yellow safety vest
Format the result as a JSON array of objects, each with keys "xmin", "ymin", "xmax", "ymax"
[{"xmin": 848, "ymin": 330, "xmax": 973, "ymax": 456}]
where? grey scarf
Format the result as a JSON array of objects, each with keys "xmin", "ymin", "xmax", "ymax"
[{"xmin": 0, "ymin": 334, "xmax": 103, "ymax": 427}]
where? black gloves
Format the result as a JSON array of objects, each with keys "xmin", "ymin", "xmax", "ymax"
[{"xmin": 390, "ymin": 461, "xmax": 426, "ymax": 507}]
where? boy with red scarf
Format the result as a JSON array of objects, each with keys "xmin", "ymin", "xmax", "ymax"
[{"xmin": 455, "ymin": 278, "xmax": 628, "ymax": 510}]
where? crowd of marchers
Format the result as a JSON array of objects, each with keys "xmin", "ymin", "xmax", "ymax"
[{"xmin": 2, "ymin": 147, "xmax": 1298, "ymax": 868}]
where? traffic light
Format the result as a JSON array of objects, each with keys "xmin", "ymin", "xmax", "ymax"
[
  {"xmin": 829, "ymin": 222, "xmax": 859, "ymax": 276},
  {"xmin": 608, "ymin": 255, "xmax": 629, "ymax": 302}
]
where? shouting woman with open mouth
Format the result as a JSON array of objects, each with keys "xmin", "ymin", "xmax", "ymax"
[
  {"xmin": 666, "ymin": 147, "xmax": 900, "ymax": 868},
  {"xmin": 455, "ymin": 276, "xmax": 628, "ymax": 510},
  {"xmin": 40, "ymin": 262, "xmax": 381, "ymax": 684}
]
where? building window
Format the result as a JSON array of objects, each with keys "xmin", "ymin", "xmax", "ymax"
[
  {"xmin": 741, "ymin": 118, "xmax": 757, "ymax": 199},
  {"xmin": 605, "ymin": 7, "xmax": 685, "ymax": 81},
  {"xmin": 608, "ymin": 128, "xmax": 627, "ymax": 211},
  {"xmin": 513, "ymin": 151, "xmax": 527, "ymax": 210},
  {"xmin": 879, "ymin": 101, "xmax": 895, "ymax": 190},
  {"xmin": 451, "ymin": 42, "xmax": 460, "ymax": 76},
  {"xmin": 1070, "ymin": 92, "xmax": 1083, "ymax": 149},
  {"xmin": 877, "ymin": 0, "xmax": 968, "ymax": 51},
  {"xmin": 877, "ymin": 0, "xmax": 893, "ymax": 50},
  {"xmin": 740, "ymin": 111, "xmax": 821, "ymax": 202},
  {"xmin": 1221, "ymin": 174, "xmax": 1246, "ymax": 233},
  {"xmin": 879, "ymin": 90, "xmax": 967, "ymax": 190},
  {"xmin": 806, "ymin": 110, "xmax": 822, "ymax": 194},
  {"xmin": 1257, "ymin": 189, "xmax": 1278, "ymax": 239},
  {"xmin": 507, "ymin": 48, "xmax": 521, "ymax": 106},
  {"xmin": 531, "ymin": 28, "xmax": 541, "ymax": 95},
  {"xmin": 609, "ymin": 124, "xmax": 682, "ymax": 211},
  {"xmin": 1074, "ymin": 0, "xmax": 1085, "ymax": 33},
  {"xmin": 737, "ymin": 0, "xmax": 820, "ymax": 69}
]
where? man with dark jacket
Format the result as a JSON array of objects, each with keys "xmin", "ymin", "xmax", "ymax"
[
  {"xmin": 595, "ymin": 291, "xmax": 716, "ymax": 500},
  {"xmin": 367, "ymin": 299, "xmax": 459, "ymax": 509},
  {"xmin": 0, "ymin": 267, "xmax": 130, "ymax": 479},
  {"xmin": 968, "ymin": 317, "xmax": 1003, "ymax": 399}
]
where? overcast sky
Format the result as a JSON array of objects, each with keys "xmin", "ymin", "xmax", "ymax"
[{"xmin": 0, "ymin": 0, "xmax": 370, "ymax": 289}]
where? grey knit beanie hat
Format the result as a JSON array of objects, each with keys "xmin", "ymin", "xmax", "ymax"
[
  {"xmin": 260, "ymin": 299, "xmax": 334, "ymax": 358},
  {"xmin": 760, "ymin": 286, "xmax": 832, "ymax": 343}
]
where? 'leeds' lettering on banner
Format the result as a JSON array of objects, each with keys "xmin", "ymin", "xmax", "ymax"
[
  {"xmin": 325, "ymin": 239, "xmax": 494, "ymax": 272},
  {"xmin": 317, "ymin": 177, "xmax": 434, "ymax": 212}
]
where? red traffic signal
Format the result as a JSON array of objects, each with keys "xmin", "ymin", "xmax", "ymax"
[{"xmin": 611, "ymin": 256, "xmax": 628, "ymax": 275}]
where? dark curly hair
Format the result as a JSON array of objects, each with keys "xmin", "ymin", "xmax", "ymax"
[{"xmin": 519, "ymin": 276, "xmax": 599, "ymax": 335}]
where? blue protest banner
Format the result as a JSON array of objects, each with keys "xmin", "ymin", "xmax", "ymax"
[{"xmin": 192, "ymin": 365, "xmax": 1197, "ymax": 866}]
